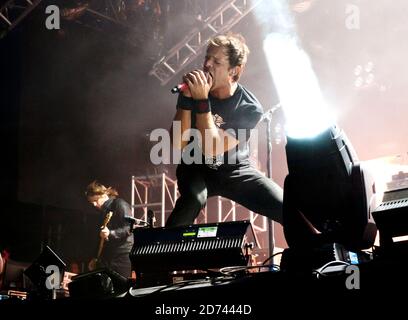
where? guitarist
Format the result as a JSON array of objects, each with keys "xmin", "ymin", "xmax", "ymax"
[{"xmin": 85, "ymin": 181, "xmax": 134, "ymax": 278}]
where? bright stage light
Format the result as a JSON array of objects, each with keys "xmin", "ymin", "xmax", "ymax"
[
  {"xmin": 263, "ymin": 33, "xmax": 335, "ymax": 139},
  {"xmin": 255, "ymin": 0, "xmax": 377, "ymax": 271}
]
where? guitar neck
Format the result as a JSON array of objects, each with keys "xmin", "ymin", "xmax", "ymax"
[
  {"xmin": 96, "ymin": 211, "xmax": 113, "ymax": 259},
  {"xmin": 96, "ymin": 237, "xmax": 105, "ymax": 259}
]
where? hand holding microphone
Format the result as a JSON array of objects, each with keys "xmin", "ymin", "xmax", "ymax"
[
  {"xmin": 186, "ymin": 70, "xmax": 212, "ymax": 100},
  {"xmin": 171, "ymin": 82, "xmax": 189, "ymax": 94},
  {"xmin": 171, "ymin": 70, "xmax": 212, "ymax": 100},
  {"xmin": 174, "ymin": 70, "xmax": 213, "ymax": 114},
  {"xmin": 171, "ymin": 73, "xmax": 192, "ymax": 97}
]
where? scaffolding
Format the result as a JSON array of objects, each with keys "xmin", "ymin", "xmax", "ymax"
[
  {"xmin": 131, "ymin": 173, "xmax": 178, "ymax": 227},
  {"xmin": 217, "ymin": 196, "xmax": 268, "ymax": 248},
  {"xmin": 131, "ymin": 173, "xmax": 208, "ymax": 227},
  {"xmin": 149, "ymin": 0, "xmax": 263, "ymax": 85},
  {"xmin": 131, "ymin": 173, "xmax": 268, "ymax": 249},
  {"xmin": 0, "ymin": 0, "xmax": 42, "ymax": 37}
]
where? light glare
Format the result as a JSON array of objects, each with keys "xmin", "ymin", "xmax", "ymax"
[{"xmin": 263, "ymin": 33, "xmax": 334, "ymax": 138}]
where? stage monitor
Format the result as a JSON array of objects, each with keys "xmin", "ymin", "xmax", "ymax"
[
  {"xmin": 130, "ymin": 220, "xmax": 257, "ymax": 275},
  {"xmin": 68, "ymin": 268, "xmax": 128, "ymax": 299},
  {"xmin": 23, "ymin": 245, "xmax": 66, "ymax": 292}
]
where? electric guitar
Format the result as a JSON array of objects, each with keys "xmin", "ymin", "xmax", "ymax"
[{"xmin": 89, "ymin": 211, "xmax": 113, "ymax": 271}]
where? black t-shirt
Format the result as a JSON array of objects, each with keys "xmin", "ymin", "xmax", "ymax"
[{"xmin": 185, "ymin": 84, "xmax": 263, "ymax": 167}]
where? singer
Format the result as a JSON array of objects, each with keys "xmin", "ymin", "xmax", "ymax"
[{"xmin": 166, "ymin": 33, "xmax": 283, "ymax": 227}]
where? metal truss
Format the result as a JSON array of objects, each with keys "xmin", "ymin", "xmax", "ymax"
[
  {"xmin": 60, "ymin": 0, "xmax": 129, "ymax": 32},
  {"xmin": 217, "ymin": 196, "xmax": 268, "ymax": 249},
  {"xmin": 131, "ymin": 173, "xmax": 207, "ymax": 227},
  {"xmin": 0, "ymin": 0, "xmax": 42, "ymax": 36},
  {"xmin": 149, "ymin": 0, "xmax": 263, "ymax": 85},
  {"xmin": 130, "ymin": 172, "xmax": 267, "ymax": 245},
  {"xmin": 87, "ymin": 0, "xmax": 127, "ymax": 25},
  {"xmin": 195, "ymin": 206, "xmax": 208, "ymax": 225},
  {"xmin": 131, "ymin": 173, "xmax": 179, "ymax": 227},
  {"xmin": 0, "ymin": 0, "xmax": 128, "ymax": 37}
]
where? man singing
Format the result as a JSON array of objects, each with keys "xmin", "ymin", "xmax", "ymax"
[{"xmin": 166, "ymin": 33, "xmax": 283, "ymax": 227}]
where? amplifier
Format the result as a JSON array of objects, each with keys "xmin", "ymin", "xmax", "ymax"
[{"xmin": 130, "ymin": 220, "xmax": 256, "ymax": 274}]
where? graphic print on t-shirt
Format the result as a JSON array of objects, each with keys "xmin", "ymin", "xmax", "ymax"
[{"xmin": 212, "ymin": 114, "xmax": 225, "ymax": 128}]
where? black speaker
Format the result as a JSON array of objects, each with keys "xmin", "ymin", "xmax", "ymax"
[
  {"xmin": 372, "ymin": 188, "xmax": 408, "ymax": 248},
  {"xmin": 68, "ymin": 268, "xmax": 128, "ymax": 299},
  {"xmin": 130, "ymin": 220, "xmax": 256, "ymax": 274},
  {"xmin": 23, "ymin": 245, "xmax": 66, "ymax": 293}
]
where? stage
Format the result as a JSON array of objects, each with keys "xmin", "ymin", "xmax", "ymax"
[
  {"xmin": 1, "ymin": 257, "xmax": 407, "ymax": 318},
  {"xmin": 2, "ymin": 2, "xmax": 408, "ymax": 313}
]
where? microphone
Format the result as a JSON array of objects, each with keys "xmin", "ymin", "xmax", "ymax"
[
  {"xmin": 170, "ymin": 72, "xmax": 211, "ymax": 94},
  {"xmin": 170, "ymin": 82, "xmax": 188, "ymax": 94},
  {"xmin": 147, "ymin": 210, "xmax": 155, "ymax": 228},
  {"xmin": 125, "ymin": 216, "xmax": 149, "ymax": 229}
]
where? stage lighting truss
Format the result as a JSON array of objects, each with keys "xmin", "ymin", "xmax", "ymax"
[
  {"xmin": 0, "ymin": 0, "xmax": 42, "ymax": 37},
  {"xmin": 0, "ymin": 0, "xmax": 128, "ymax": 38},
  {"xmin": 149, "ymin": 0, "xmax": 264, "ymax": 86},
  {"xmin": 61, "ymin": 1, "xmax": 130, "ymax": 30}
]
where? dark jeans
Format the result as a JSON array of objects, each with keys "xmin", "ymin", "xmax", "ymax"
[
  {"xmin": 166, "ymin": 163, "xmax": 283, "ymax": 227},
  {"xmin": 101, "ymin": 251, "xmax": 132, "ymax": 278}
]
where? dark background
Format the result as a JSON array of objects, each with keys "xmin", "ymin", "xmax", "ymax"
[{"xmin": 1, "ymin": 0, "xmax": 407, "ymax": 267}]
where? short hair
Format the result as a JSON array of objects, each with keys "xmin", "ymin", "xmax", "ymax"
[
  {"xmin": 208, "ymin": 33, "xmax": 250, "ymax": 80},
  {"xmin": 85, "ymin": 180, "xmax": 118, "ymax": 198}
]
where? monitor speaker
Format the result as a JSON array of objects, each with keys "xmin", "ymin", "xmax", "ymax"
[
  {"xmin": 23, "ymin": 245, "xmax": 66, "ymax": 291},
  {"xmin": 68, "ymin": 268, "xmax": 128, "ymax": 299}
]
